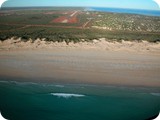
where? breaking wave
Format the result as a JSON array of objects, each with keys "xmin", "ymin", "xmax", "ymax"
[{"xmin": 50, "ymin": 93, "xmax": 85, "ymax": 98}]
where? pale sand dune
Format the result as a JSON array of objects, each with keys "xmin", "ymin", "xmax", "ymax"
[
  {"xmin": 0, "ymin": 38, "xmax": 160, "ymax": 54},
  {"xmin": 0, "ymin": 39, "xmax": 160, "ymax": 87}
]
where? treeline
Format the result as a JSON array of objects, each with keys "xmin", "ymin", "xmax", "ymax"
[{"xmin": 0, "ymin": 27, "xmax": 160, "ymax": 43}]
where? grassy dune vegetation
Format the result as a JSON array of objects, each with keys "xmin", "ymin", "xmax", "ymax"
[{"xmin": 0, "ymin": 7, "xmax": 160, "ymax": 42}]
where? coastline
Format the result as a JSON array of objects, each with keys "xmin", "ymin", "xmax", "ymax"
[
  {"xmin": 0, "ymin": 38, "xmax": 160, "ymax": 87},
  {"xmin": 90, "ymin": 7, "xmax": 160, "ymax": 17},
  {"xmin": 1, "ymin": 7, "xmax": 160, "ymax": 120}
]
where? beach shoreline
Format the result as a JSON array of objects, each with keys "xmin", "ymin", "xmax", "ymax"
[{"xmin": 0, "ymin": 39, "xmax": 160, "ymax": 87}]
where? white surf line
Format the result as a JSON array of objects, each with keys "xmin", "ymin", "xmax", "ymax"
[
  {"xmin": 150, "ymin": 93, "xmax": 160, "ymax": 97},
  {"xmin": 70, "ymin": 11, "xmax": 78, "ymax": 17},
  {"xmin": 54, "ymin": 85, "xmax": 65, "ymax": 88},
  {"xmin": 50, "ymin": 93, "xmax": 85, "ymax": 98}
]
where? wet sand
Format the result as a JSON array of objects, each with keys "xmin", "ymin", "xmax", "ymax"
[{"xmin": 0, "ymin": 45, "xmax": 160, "ymax": 87}]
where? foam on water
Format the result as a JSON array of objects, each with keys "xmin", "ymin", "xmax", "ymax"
[
  {"xmin": 54, "ymin": 85, "xmax": 65, "ymax": 88},
  {"xmin": 0, "ymin": 80, "xmax": 9, "ymax": 83},
  {"xmin": 50, "ymin": 93, "xmax": 85, "ymax": 98},
  {"xmin": 150, "ymin": 93, "xmax": 160, "ymax": 97},
  {"xmin": 0, "ymin": 80, "xmax": 38, "ymax": 85}
]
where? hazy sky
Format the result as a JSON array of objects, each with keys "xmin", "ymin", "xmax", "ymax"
[{"xmin": 2, "ymin": 0, "xmax": 160, "ymax": 10}]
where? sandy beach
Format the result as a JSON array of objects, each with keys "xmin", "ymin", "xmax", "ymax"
[{"xmin": 0, "ymin": 38, "xmax": 160, "ymax": 87}]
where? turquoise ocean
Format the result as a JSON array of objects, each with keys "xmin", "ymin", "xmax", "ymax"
[
  {"xmin": 0, "ymin": 78, "xmax": 160, "ymax": 120},
  {"xmin": 90, "ymin": 7, "xmax": 160, "ymax": 16}
]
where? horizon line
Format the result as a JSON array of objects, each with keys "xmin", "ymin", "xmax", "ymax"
[{"xmin": 1, "ymin": 6, "xmax": 160, "ymax": 11}]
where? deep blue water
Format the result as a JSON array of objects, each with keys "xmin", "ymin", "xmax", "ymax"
[
  {"xmin": 89, "ymin": 7, "xmax": 160, "ymax": 17},
  {"xmin": 0, "ymin": 80, "xmax": 160, "ymax": 120}
]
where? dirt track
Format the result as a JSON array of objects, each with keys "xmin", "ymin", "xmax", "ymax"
[{"xmin": 0, "ymin": 20, "xmax": 93, "ymax": 32}]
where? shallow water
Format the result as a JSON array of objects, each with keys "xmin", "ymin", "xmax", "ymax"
[{"xmin": 0, "ymin": 80, "xmax": 160, "ymax": 120}]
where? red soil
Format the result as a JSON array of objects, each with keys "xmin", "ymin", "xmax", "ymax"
[
  {"xmin": 51, "ymin": 11, "xmax": 78, "ymax": 24},
  {"xmin": 67, "ymin": 16, "xmax": 78, "ymax": 23},
  {"xmin": 51, "ymin": 16, "xmax": 67, "ymax": 23}
]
